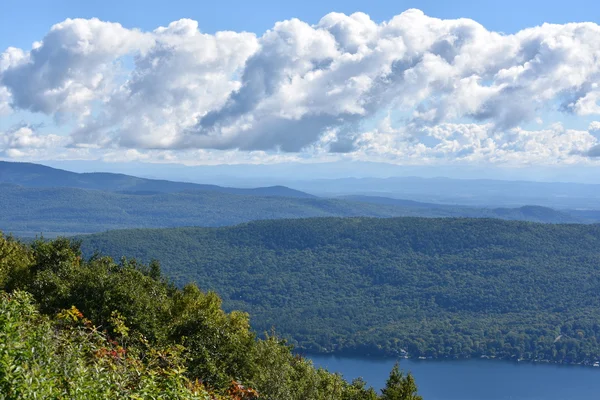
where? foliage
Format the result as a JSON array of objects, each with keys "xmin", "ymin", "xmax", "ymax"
[
  {"xmin": 0, "ymin": 233, "xmax": 411, "ymax": 399},
  {"xmin": 0, "ymin": 233, "xmax": 31, "ymax": 288},
  {"xmin": 381, "ymin": 364, "xmax": 422, "ymax": 400},
  {"xmin": 79, "ymin": 217, "xmax": 600, "ymax": 364},
  {"xmin": 0, "ymin": 291, "xmax": 215, "ymax": 399}
]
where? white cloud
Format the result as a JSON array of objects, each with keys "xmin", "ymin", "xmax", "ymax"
[
  {"xmin": 572, "ymin": 91, "xmax": 600, "ymax": 115},
  {"xmin": 2, "ymin": 10, "xmax": 600, "ymax": 165},
  {"xmin": 0, "ymin": 126, "xmax": 70, "ymax": 149},
  {"xmin": 0, "ymin": 86, "xmax": 11, "ymax": 116},
  {"xmin": 589, "ymin": 121, "xmax": 600, "ymax": 133},
  {"xmin": 0, "ymin": 47, "xmax": 27, "ymax": 115},
  {"xmin": 1, "ymin": 19, "xmax": 151, "ymax": 117},
  {"xmin": 71, "ymin": 19, "xmax": 259, "ymax": 149},
  {"xmin": 0, "ymin": 126, "xmax": 73, "ymax": 161},
  {"xmin": 350, "ymin": 120, "xmax": 597, "ymax": 165}
]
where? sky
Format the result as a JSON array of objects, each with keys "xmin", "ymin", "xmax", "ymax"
[{"xmin": 2, "ymin": 0, "xmax": 600, "ymax": 180}]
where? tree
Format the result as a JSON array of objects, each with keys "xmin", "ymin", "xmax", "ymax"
[
  {"xmin": 0, "ymin": 234, "xmax": 32, "ymax": 289},
  {"xmin": 381, "ymin": 363, "xmax": 422, "ymax": 400},
  {"xmin": 1, "ymin": 233, "xmax": 406, "ymax": 399},
  {"xmin": 343, "ymin": 377, "xmax": 379, "ymax": 400}
]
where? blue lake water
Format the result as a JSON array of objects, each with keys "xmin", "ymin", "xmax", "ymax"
[{"xmin": 308, "ymin": 355, "xmax": 600, "ymax": 400}]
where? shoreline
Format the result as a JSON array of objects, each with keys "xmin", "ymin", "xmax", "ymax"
[{"xmin": 296, "ymin": 350, "xmax": 600, "ymax": 369}]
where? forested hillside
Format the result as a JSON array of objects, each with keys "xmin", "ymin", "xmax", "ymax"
[
  {"xmin": 0, "ymin": 233, "xmax": 422, "ymax": 399},
  {"xmin": 0, "ymin": 184, "xmax": 583, "ymax": 237},
  {"xmin": 80, "ymin": 217, "xmax": 600, "ymax": 364}
]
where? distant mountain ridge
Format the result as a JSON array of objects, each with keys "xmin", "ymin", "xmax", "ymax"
[
  {"xmin": 0, "ymin": 161, "xmax": 315, "ymax": 198},
  {"xmin": 0, "ymin": 183, "xmax": 584, "ymax": 237},
  {"xmin": 291, "ymin": 176, "xmax": 600, "ymax": 209},
  {"xmin": 341, "ymin": 195, "xmax": 577, "ymax": 223},
  {"xmin": 0, "ymin": 161, "xmax": 595, "ymax": 237}
]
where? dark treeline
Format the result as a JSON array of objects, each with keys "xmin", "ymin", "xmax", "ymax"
[
  {"xmin": 79, "ymin": 217, "xmax": 600, "ymax": 365},
  {"xmin": 0, "ymin": 233, "xmax": 421, "ymax": 399}
]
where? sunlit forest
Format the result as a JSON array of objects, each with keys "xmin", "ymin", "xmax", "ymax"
[
  {"xmin": 0, "ymin": 233, "xmax": 421, "ymax": 399},
  {"xmin": 80, "ymin": 217, "xmax": 600, "ymax": 364}
]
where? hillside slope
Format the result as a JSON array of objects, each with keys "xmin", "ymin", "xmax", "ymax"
[
  {"xmin": 0, "ymin": 184, "xmax": 582, "ymax": 236},
  {"xmin": 0, "ymin": 233, "xmax": 389, "ymax": 399},
  {"xmin": 80, "ymin": 217, "xmax": 600, "ymax": 364}
]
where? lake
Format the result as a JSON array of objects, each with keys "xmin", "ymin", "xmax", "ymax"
[{"xmin": 308, "ymin": 355, "xmax": 600, "ymax": 400}]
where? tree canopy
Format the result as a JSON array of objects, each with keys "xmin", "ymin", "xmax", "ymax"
[
  {"xmin": 79, "ymin": 217, "xmax": 600, "ymax": 365},
  {"xmin": 0, "ymin": 232, "xmax": 420, "ymax": 399}
]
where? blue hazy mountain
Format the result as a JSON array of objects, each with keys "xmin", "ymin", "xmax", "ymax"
[
  {"xmin": 12, "ymin": 160, "xmax": 600, "ymax": 209},
  {"xmin": 0, "ymin": 161, "xmax": 315, "ymax": 198},
  {"xmin": 290, "ymin": 177, "xmax": 600, "ymax": 209},
  {"xmin": 0, "ymin": 161, "xmax": 591, "ymax": 237},
  {"xmin": 0, "ymin": 184, "xmax": 581, "ymax": 237}
]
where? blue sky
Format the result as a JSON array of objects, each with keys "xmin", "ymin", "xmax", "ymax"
[
  {"xmin": 2, "ymin": 0, "xmax": 600, "ymax": 178},
  {"xmin": 4, "ymin": 0, "xmax": 600, "ymax": 50}
]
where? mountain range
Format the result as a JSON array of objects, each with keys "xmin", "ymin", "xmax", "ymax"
[
  {"xmin": 0, "ymin": 161, "xmax": 314, "ymax": 198},
  {"xmin": 0, "ymin": 161, "xmax": 596, "ymax": 237}
]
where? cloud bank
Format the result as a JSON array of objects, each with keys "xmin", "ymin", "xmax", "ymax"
[{"xmin": 2, "ymin": 9, "xmax": 600, "ymax": 165}]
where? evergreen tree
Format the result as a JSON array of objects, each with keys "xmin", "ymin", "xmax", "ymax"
[{"xmin": 381, "ymin": 363, "xmax": 422, "ymax": 400}]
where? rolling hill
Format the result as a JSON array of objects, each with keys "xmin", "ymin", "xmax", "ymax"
[
  {"xmin": 78, "ymin": 217, "xmax": 600, "ymax": 364},
  {"xmin": 0, "ymin": 161, "xmax": 315, "ymax": 198},
  {"xmin": 0, "ymin": 183, "xmax": 584, "ymax": 237},
  {"xmin": 1, "ymin": 161, "xmax": 596, "ymax": 238},
  {"xmin": 341, "ymin": 195, "xmax": 578, "ymax": 223}
]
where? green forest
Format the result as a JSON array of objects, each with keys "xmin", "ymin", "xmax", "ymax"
[
  {"xmin": 0, "ymin": 232, "xmax": 422, "ymax": 399},
  {"xmin": 79, "ymin": 217, "xmax": 600, "ymax": 365}
]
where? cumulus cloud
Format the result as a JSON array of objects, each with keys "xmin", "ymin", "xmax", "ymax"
[
  {"xmin": 588, "ymin": 121, "xmax": 600, "ymax": 134},
  {"xmin": 0, "ymin": 87, "xmax": 11, "ymax": 116},
  {"xmin": 2, "ymin": 10, "xmax": 600, "ymax": 165},
  {"xmin": 0, "ymin": 125, "xmax": 72, "ymax": 159},
  {"xmin": 581, "ymin": 121, "xmax": 600, "ymax": 157},
  {"xmin": 1, "ymin": 19, "xmax": 151, "ymax": 118},
  {"xmin": 72, "ymin": 19, "xmax": 259, "ymax": 149},
  {"xmin": 350, "ymin": 118, "xmax": 597, "ymax": 165}
]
